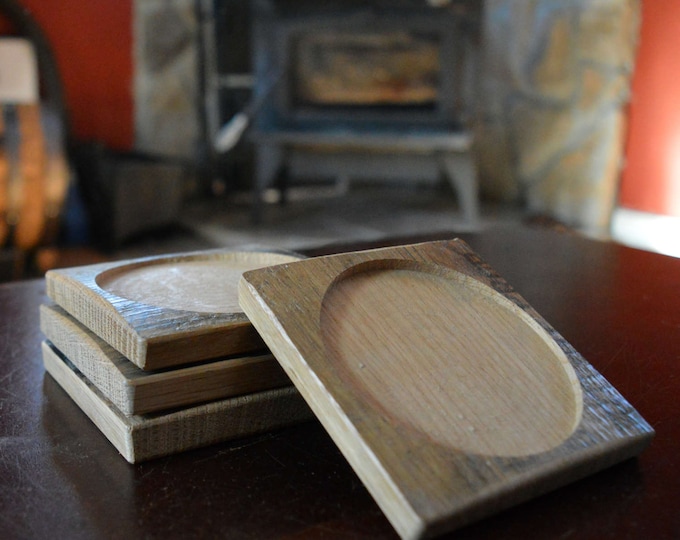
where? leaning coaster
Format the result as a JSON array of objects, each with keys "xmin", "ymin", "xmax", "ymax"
[
  {"xmin": 40, "ymin": 303, "xmax": 291, "ymax": 415},
  {"xmin": 42, "ymin": 341, "xmax": 312, "ymax": 463},
  {"xmin": 239, "ymin": 239, "xmax": 655, "ymax": 540},
  {"xmin": 45, "ymin": 249, "xmax": 302, "ymax": 370}
]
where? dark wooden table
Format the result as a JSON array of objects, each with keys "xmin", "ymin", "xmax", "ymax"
[{"xmin": 1, "ymin": 224, "xmax": 678, "ymax": 539}]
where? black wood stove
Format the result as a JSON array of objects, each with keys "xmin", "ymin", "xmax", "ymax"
[{"xmin": 246, "ymin": 0, "xmax": 481, "ymax": 225}]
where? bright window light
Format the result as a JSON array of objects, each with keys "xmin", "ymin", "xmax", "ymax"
[{"xmin": 611, "ymin": 208, "xmax": 680, "ymax": 258}]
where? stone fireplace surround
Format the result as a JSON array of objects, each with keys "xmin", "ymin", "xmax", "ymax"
[{"xmin": 134, "ymin": 0, "xmax": 639, "ymax": 237}]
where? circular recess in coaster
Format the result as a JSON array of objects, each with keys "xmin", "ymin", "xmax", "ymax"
[
  {"xmin": 96, "ymin": 252, "xmax": 300, "ymax": 313},
  {"xmin": 320, "ymin": 260, "xmax": 583, "ymax": 457}
]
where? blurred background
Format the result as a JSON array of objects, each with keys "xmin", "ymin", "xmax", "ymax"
[{"xmin": 0, "ymin": 0, "xmax": 678, "ymax": 282}]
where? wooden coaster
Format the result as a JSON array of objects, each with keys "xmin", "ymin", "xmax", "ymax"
[
  {"xmin": 239, "ymin": 239, "xmax": 654, "ymax": 539},
  {"xmin": 42, "ymin": 341, "xmax": 313, "ymax": 463},
  {"xmin": 40, "ymin": 303, "xmax": 291, "ymax": 415},
  {"xmin": 45, "ymin": 249, "xmax": 302, "ymax": 370}
]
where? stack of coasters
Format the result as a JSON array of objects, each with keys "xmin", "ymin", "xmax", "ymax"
[
  {"xmin": 41, "ymin": 249, "xmax": 313, "ymax": 463},
  {"xmin": 238, "ymin": 239, "xmax": 655, "ymax": 539}
]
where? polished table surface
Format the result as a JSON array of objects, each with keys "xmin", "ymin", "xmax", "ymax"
[{"xmin": 1, "ymin": 224, "xmax": 678, "ymax": 539}]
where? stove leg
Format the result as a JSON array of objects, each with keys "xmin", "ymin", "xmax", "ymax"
[
  {"xmin": 253, "ymin": 144, "xmax": 284, "ymax": 224},
  {"xmin": 440, "ymin": 151, "xmax": 479, "ymax": 227}
]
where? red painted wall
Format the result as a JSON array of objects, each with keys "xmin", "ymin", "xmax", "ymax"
[
  {"xmin": 3, "ymin": 1, "xmax": 134, "ymax": 150},
  {"xmin": 620, "ymin": 0, "xmax": 680, "ymax": 216}
]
